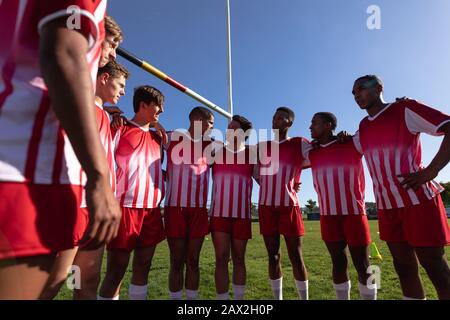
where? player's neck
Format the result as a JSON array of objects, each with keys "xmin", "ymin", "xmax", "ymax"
[
  {"xmin": 187, "ymin": 127, "xmax": 203, "ymax": 140},
  {"xmin": 131, "ymin": 113, "xmax": 150, "ymax": 129},
  {"xmin": 95, "ymin": 96, "xmax": 104, "ymax": 106},
  {"xmin": 274, "ymin": 129, "xmax": 289, "ymax": 142},
  {"xmin": 366, "ymin": 98, "xmax": 388, "ymax": 117},
  {"xmin": 318, "ymin": 133, "xmax": 336, "ymax": 145}
]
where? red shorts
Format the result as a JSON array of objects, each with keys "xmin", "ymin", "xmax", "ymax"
[
  {"xmin": 320, "ymin": 214, "xmax": 371, "ymax": 247},
  {"xmin": 107, "ymin": 207, "xmax": 165, "ymax": 251},
  {"xmin": 378, "ymin": 195, "xmax": 450, "ymax": 247},
  {"xmin": 164, "ymin": 207, "xmax": 209, "ymax": 239},
  {"xmin": 210, "ymin": 217, "xmax": 252, "ymax": 240},
  {"xmin": 258, "ymin": 206, "xmax": 304, "ymax": 237},
  {"xmin": 0, "ymin": 182, "xmax": 85, "ymax": 260}
]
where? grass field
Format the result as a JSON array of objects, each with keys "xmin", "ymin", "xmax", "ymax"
[{"xmin": 56, "ymin": 220, "xmax": 450, "ymax": 300}]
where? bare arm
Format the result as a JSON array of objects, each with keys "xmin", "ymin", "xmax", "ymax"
[
  {"xmin": 40, "ymin": 19, "xmax": 120, "ymax": 249},
  {"xmin": 400, "ymin": 122, "xmax": 450, "ymax": 190}
]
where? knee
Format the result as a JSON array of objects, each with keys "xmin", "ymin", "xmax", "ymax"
[
  {"xmin": 186, "ymin": 256, "xmax": 200, "ymax": 272},
  {"xmin": 268, "ymin": 251, "xmax": 281, "ymax": 266},
  {"xmin": 232, "ymin": 255, "xmax": 245, "ymax": 269},
  {"xmin": 215, "ymin": 253, "xmax": 230, "ymax": 268}
]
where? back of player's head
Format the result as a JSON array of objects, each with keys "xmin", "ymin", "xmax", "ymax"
[
  {"xmin": 276, "ymin": 106, "xmax": 295, "ymax": 123},
  {"xmin": 97, "ymin": 60, "xmax": 129, "ymax": 79},
  {"xmin": 314, "ymin": 112, "xmax": 337, "ymax": 131},
  {"xmin": 104, "ymin": 15, "xmax": 123, "ymax": 43},
  {"xmin": 133, "ymin": 86, "xmax": 164, "ymax": 113},
  {"xmin": 189, "ymin": 106, "xmax": 213, "ymax": 121},
  {"xmin": 232, "ymin": 115, "xmax": 253, "ymax": 132},
  {"xmin": 354, "ymin": 75, "xmax": 384, "ymax": 90}
]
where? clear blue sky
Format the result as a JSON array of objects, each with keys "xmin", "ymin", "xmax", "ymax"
[{"xmin": 108, "ymin": 0, "xmax": 450, "ymax": 206}]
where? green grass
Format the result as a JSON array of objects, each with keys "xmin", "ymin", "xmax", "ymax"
[{"xmin": 56, "ymin": 220, "xmax": 450, "ymax": 300}]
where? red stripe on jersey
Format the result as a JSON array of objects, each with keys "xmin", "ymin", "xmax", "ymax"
[
  {"xmin": 24, "ymin": 94, "xmax": 50, "ymax": 182},
  {"xmin": 51, "ymin": 126, "xmax": 65, "ymax": 184}
]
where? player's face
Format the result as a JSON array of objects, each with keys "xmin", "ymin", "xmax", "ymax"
[
  {"xmin": 99, "ymin": 35, "xmax": 119, "ymax": 67},
  {"xmin": 145, "ymin": 102, "xmax": 164, "ymax": 123},
  {"xmin": 104, "ymin": 75, "xmax": 126, "ymax": 105},
  {"xmin": 352, "ymin": 79, "xmax": 380, "ymax": 109},
  {"xmin": 309, "ymin": 115, "xmax": 329, "ymax": 139},
  {"xmin": 201, "ymin": 115, "xmax": 214, "ymax": 135},
  {"xmin": 226, "ymin": 120, "xmax": 241, "ymax": 143},
  {"xmin": 272, "ymin": 110, "xmax": 291, "ymax": 131}
]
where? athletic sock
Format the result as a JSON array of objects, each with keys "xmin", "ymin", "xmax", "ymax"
[
  {"xmin": 186, "ymin": 289, "xmax": 199, "ymax": 300},
  {"xmin": 217, "ymin": 292, "xmax": 230, "ymax": 300},
  {"xmin": 295, "ymin": 280, "xmax": 309, "ymax": 300},
  {"xmin": 270, "ymin": 277, "xmax": 283, "ymax": 300},
  {"xmin": 169, "ymin": 290, "xmax": 183, "ymax": 300},
  {"xmin": 128, "ymin": 283, "xmax": 148, "ymax": 300},
  {"xmin": 97, "ymin": 294, "xmax": 119, "ymax": 300},
  {"xmin": 232, "ymin": 284, "xmax": 246, "ymax": 300},
  {"xmin": 333, "ymin": 280, "xmax": 351, "ymax": 300},
  {"xmin": 358, "ymin": 282, "xmax": 377, "ymax": 300}
]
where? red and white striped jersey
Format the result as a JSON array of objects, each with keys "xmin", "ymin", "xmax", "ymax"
[
  {"xmin": 164, "ymin": 131, "xmax": 213, "ymax": 208},
  {"xmin": 356, "ymin": 100, "xmax": 449, "ymax": 210},
  {"xmin": 113, "ymin": 120, "xmax": 164, "ymax": 208},
  {"xmin": 0, "ymin": 0, "xmax": 106, "ymax": 185},
  {"xmin": 210, "ymin": 146, "xmax": 256, "ymax": 219},
  {"xmin": 96, "ymin": 102, "xmax": 115, "ymax": 192},
  {"xmin": 304, "ymin": 140, "xmax": 366, "ymax": 216},
  {"xmin": 258, "ymin": 137, "xmax": 310, "ymax": 207},
  {"xmin": 80, "ymin": 101, "xmax": 116, "ymax": 207}
]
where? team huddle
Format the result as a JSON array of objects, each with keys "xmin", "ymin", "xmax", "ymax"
[{"xmin": 0, "ymin": 1, "xmax": 449, "ymax": 301}]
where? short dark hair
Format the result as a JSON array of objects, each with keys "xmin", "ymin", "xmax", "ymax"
[
  {"xmin": 276, "ymin": 106, "xmax": 295, "ymax": 122},
  {"xmin": 189, "ymin": 106, "xmax": 213, "ymax": 121},
  {"xmin": 133, "ymin": 86, "xmax": 164, "ymax": 113},
  {"xmin": 97, "ymin": 60, "xmax": 129, "ymax": 79},
  {"xmin": 232, "ymin": 115, "xmax": 253, "ymax": 132},
  {"xmin": 314, "ymin": 112, "xmax": 337, "ymax": 131},
  {"xmin": 355, "ymin": 75, "xmax": 383, "ymax": 88}
]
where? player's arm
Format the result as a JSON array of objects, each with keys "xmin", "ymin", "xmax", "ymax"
[
  {"xmin": 40, "ymin": 19, "xmax": 121, "ymax": 249},
  {"xmin": 400, "ymin": 122, "xmax": 450, "ymax": 190},
  {"xmin": 150, "ymin": 121, "xmax": 168, "ymax": 147}
]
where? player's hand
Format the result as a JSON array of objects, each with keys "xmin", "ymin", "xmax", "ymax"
[
  {"xmin": 111, "ymin": 114, "xmax": 126, "ymax": 130},
  {"xmin": 79, "ymin": 173, "xmax": 121, "ymax": 250},
  {"xmin": 294, "ymin": 182, "xmax": 301, "ymax": 193},
  {"xmin": 397, "ymin": 167, "xmax": 438, "ymax": 191},
  {"xmin": 104, "ymin": 106, "xmax": 124, "ymax": 115},
  {"xmin": 310, "ymin": 140, "xmax": 320, "ymax": 149},
  {"xmin": 336, "ymin": 131, "xmax": 353, "ymax": 143},
  {"xmin": 151, "ymin": 122, "xmax": 168, "ymax": 146}
]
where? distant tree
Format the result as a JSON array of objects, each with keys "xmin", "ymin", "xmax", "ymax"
[
  {"xmin": 441, "ymin": 181, "xmax": 450, "ymax": 207},
  {"xmin": 251, "ymin": 203, "xmax": 258, "ymax": 219},
  {"xmin": 365, "ymin": 202, "xmax": 377, "ymax": 217},
  {"xmin": 305, "ymin": 199, "xmax": 318, "ymax": 213}
]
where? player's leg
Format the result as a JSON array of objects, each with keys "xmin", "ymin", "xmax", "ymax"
[
  {"xmin": 0, "ymin": 255, "xmax": 55, "ymax": 299},
  {"xmin": 231, "ymin": 237, "xmax": 248, "ymax": 300},
  {"xmin": 128, "ymin": 207, "xmax": 165, "ymax": 300},
  {"xmin": 167, "ymin": 237, "xmax": 187, "ymax": 299},
  {"xmin": 185, "ymin": 236, "xmax": 204, "ymax": 300},
  {"xmin": 348, "ymin": 245, "xmax": 376, "ymax": 300},
  {"xmin": 40, "ymin": 247, "xmax": 79, "ymax": 299},
  {"xmin": 404, "ymin": 196, "xmax": 450, "ymax": 300},
  {"xmin": 387, "ymin": 242, "xmax": 425, "ymax": 299},
  {"xmin": 98, "ymin": 249, "xmax": 130, "ymax": 299},
  {"xmin": 414, "ymin": 246, "xmax": 450, "ymax": 300},
  {"xmin": 72, "ymin": 246, "xmax": 105, "ymax": 300},
  {"xmin": 212, "ymin": 231, "xmax": 231, "ymax": 299},
  {"xmin": 345, "ymin": 215, "xmax": 375, "ymax": 300},
  {"xmin": 324, "ymin": 240, "xmax": 350, "ymax": 299},
  {"xmin": 281, "ymin": 206, "xmax": 308, "ymax": 300},
  {"xmin": 263, "ymin": 234, "xmax": 283, "ymax": 299},
  {"xmin": 129, "ymin": 246, "xmax": 157, "ymax": 300}
]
